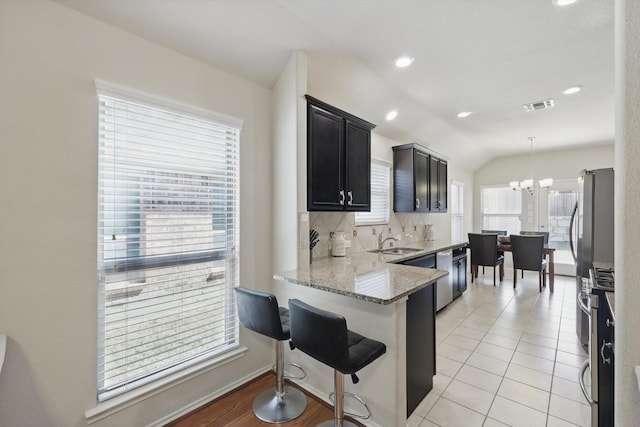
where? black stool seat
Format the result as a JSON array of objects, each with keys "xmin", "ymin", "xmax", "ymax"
[
  {"xmin": 346, "ymin": 331, "xmax": 387, "ymax": 376},
  {"xmin": 234, "ymin": 287, "xmax": 307, "ymax": 423},
  {"xmin": 289, "ymin": 298, "xmax": 386, "ymax": 426}
]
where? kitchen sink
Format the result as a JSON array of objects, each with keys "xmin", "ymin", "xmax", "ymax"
[{"xmin": 370, "ymin": 247, "xmax": 422, "ymax": 255}]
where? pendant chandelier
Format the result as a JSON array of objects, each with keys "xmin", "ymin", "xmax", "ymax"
[{"xmin": 510, "ymin": 137, "xmax": 553, "ymax": 195}]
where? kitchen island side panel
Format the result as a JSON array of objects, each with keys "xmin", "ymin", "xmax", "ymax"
[{"xmin": 406, "ymin": 284, "xmax": 436, "ymax": 417}]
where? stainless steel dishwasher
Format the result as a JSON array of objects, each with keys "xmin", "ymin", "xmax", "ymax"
[{"xmin": 436, "ymin": 251, "xmax": 453, "ymax": 311}]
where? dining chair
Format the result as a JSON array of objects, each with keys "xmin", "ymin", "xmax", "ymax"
[
  {"xmin": 519, "ymin": 230, "xmax": 549, "ymax": 243},
  {"xmin": 468, "ymin": 233, "xmax": 504, "ymax": 286},
  {"xmin": 481, "ymin": 229, "xmax": 507, "ymax": 236},
  {"xmin": 480, "ymin": 230, "xmax": 507, "ymax": 274},
  {"xmin": 517, "ymin": 231, "xmax": 549, "ymax": 278},
  {"xmin": 510, "ymin": 234, "xmax": 548, "ymax": 292}
]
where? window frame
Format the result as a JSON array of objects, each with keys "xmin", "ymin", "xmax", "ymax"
[
  {"xmin": 354, "ymin": 159, "xmax": 391, "ymax": 226},
  {"xmin": 480, "ymin": 185, "xmax": 523, "ymax": 235},
  {"xmin": 451, "ymin": 181, "xmax": 464, "ymax": 242},
  {"xmin": 95, "ymin": 80, "xmax": 243, "ymax": 401}
]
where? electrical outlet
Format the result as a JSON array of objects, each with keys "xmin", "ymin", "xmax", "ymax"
[
  {"xmin": 372, "ymin": 229, "xmax": 376, "ymax": 235},
  {"xmin": 353, "ymin": 230, "xmax": 357, "ymax": 237}
]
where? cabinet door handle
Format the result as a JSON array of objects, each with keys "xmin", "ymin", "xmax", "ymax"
[
  {"xmin": 339, "ymin": 190, "xmax": 345, "ymax": 206},
  {"xmin": 600, "ymin": 340, "xmax": 613, "ymax": 365},
  {"xmin": 347, "ymin": 191, "xmax": 353, "ymax": 206},
  {"xmin": 416, "ymin": 198, "xmax": 420, "ymax": 209}
]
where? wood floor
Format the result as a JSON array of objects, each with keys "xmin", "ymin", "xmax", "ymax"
[{"xmin": 166, "ymin": 372, "xmax": 364, "ymax": 427}]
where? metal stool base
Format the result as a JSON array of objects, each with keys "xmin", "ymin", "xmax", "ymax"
[
  {"xmin": 317, "ymin": 420, "xmax": 359, "ymax": 427},
  {"xmin": 253, "ymin": 385, "xmax": 307, "ymax": 423}
]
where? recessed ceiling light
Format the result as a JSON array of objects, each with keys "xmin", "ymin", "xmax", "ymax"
[
  {"xmin": 386, "ymin": 110, "xmax": 398, "ymax": 121},
  {"xmin": 457, "ymin": 111, "xmax": 472, "ymax": 118},
  {"xmin": 552, "ymin": 0, "xmax": 578, "ymax": 6},
  {"xmin": 394, "ymin": 56, "xmax": 415, "ymax": 68},
  {"xmin": 563, "ymin": 85, "xmax": 583, "ymax": 95}
]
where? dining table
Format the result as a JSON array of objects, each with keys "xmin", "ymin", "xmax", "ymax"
[{"xmin": 497, "ymin": 243, "xmax": 556, "ymax": 292}]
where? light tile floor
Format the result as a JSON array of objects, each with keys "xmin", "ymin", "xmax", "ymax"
[{"xmin": 408, "ymin": 268, "xmax": 590, "ymax": 427}]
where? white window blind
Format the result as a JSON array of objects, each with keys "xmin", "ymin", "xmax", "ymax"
[
  {"xmin": 96, "ymin": 82, "xmax": 241, "ymax": 400},
  {"xmin": 451, "ymin": 181, "xmax": 464, "ymax": 242},
  {"xmin": 355, "ymin": 161, "xmax": 390, "ymax": 226},
  {"xmin": 481, "ymin": 186, "xmax": 522, "ymax": 235}
]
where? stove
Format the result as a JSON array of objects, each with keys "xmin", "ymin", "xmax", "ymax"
[
  {"xmin": 579, "ymin": 262, "xmax": 615, "ymax": 427},
  {"xmin": 592, "ymin": 262, "xmax": 615, "ymax": 290}
]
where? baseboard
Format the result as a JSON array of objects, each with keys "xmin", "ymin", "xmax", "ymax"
[
  {"xmin": 147, "ymin": 365, "xmax": 272, "ymax": 427},
  {"xmin": 150, "ymin": 367, "xmax": 384, "ymax": 427}
]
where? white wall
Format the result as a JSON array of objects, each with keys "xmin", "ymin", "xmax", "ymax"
[
  {"xmin": 615, "ymin": 1, "xmax": 640, "ymax": 425},
  {"xmin": 272, "ymin": 52, "xmax": 307, "ymax": 274},
  {"xmin": 473, "ymin": 144, "xmax": 615, "ymax": 232},
  {"xmin": 0, "ymin": 1, "xmax": 272, "ymax": 426}
]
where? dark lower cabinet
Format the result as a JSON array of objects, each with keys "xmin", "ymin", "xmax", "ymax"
[
  {"xmin": 596, "ymin": 289, "xmax": 614, "ymax": 427},
  {"xmin": 452, "ymin": 248, "xmax": 467, "ymax": 299},
  {"xmin": 406, "ymin": 284, "xmax": 436, "ymax": 417}
]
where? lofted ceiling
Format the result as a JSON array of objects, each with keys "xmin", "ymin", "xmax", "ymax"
[{"xmin": 56, "ymin": 0, "xmax": 615, "ymax": 169}]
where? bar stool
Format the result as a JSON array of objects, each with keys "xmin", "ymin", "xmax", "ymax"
[
  {"xmin": 288, "ymin": 298, "xmax": 387, "ymax": 427},
  {"xmin": 234, "ymin": 287, "xmax": 307, "ymax": 423}
]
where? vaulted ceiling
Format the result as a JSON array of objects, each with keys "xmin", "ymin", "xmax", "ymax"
[{"xmin": 57, "ymin": 0, "xmax": 614, "ymax": 169}]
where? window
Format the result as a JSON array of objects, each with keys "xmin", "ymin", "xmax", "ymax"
[
  {"xmin": 96, "ymin": 81, "xmax": 242, "ymax": 400},
  {"xmin": 355, "ymin": 160, "xmax": 391, "ymax": 226},
  {"xmin": 451, "ymin": 181, "xmax": 464, "ymax": 242},
  {"xmin": 481, "ymin": 186, "xmax": 522, "ymax": 234}
]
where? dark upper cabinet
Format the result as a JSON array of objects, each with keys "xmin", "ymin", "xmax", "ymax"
[
  {"xmin": 393, "ymin": 143, "xmax": 448, "ymax": 213},
  {"xmin": 306, "ymin": 95, "xmax": 375, "ymax": 212},
  {"xmin": 393, "ymin": 147, "xmax": 429, "ymax": 212},
  {"xmin": 344, "ymin": 121, "xmax": 371, "ymax": 209},
  {"xmin": 430, "ymin": 156, "xmax": 448, "ymax": 212}
]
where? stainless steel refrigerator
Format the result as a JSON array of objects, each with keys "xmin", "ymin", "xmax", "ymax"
[{"xmin": 570, "ymin": 168, "xmax": 615, "ymax": 346}]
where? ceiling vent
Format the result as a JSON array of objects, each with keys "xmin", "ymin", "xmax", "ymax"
[{"xmin": 523, "ymin": 98, "xmax": 555, "ymax": 112}]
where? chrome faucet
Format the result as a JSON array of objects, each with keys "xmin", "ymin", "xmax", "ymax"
[{"xmin": 378, "ymin": 230, "xmax": 399, "ymax": 251}]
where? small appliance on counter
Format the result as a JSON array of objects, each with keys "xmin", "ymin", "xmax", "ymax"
[
  {"xmin": 330, "ymin": 231, "xmax": 351, "ymax": 257},
  {"xmin": 424, "ymin": 224, "xmax": 435, "ymax": 242}
]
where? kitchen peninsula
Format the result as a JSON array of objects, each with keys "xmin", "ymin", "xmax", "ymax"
[{"xmin": 274, "ymin": 239, "xmax": 467, "ymax": 426}]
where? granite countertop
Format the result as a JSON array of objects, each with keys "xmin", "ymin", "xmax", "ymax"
[{"xmin": 274, "ymin": 239, "xmax": 468, "ymax": 305}]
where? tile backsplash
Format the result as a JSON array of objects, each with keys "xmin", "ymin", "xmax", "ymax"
[{"xmin": 306, "ymin": 211, "xmax": 436, "ymax": 262}]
